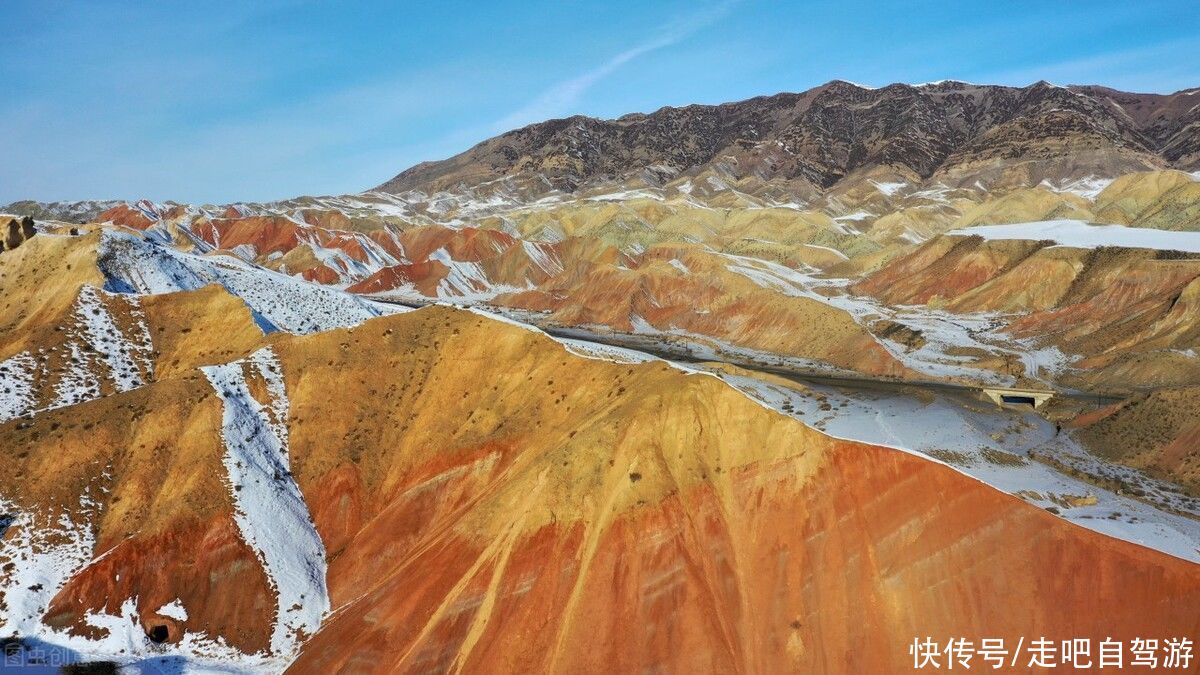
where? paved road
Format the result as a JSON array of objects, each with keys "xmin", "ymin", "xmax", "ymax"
[
  {"xmin": 373, "ymin": 297, "xmax": 1127, "ymax": 406},
  {"xmin": 544, "ymin": 325, "xmax": 1126, "ymax": 406}
]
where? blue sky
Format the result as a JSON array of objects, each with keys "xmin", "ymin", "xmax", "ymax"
[{"xmin": 2, "ymin": 0, "xmax": 1198, "ymax": 204}]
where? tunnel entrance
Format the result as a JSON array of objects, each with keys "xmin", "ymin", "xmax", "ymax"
[{"xmin": 983, "ymin": 388, "xmax": 1053, "ymax": 409}]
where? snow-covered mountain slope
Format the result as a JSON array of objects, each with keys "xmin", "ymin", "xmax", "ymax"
[
  {"xmin": 98, "ymin": 229, "xmax": 401, "ymax": 333},
  {"xmin": 203, "ymin": 348, "xmax": 330, "ymax": 655}
]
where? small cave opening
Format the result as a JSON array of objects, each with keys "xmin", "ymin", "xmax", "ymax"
[{"xmin": 147, "ymin": 624, "xmax": 170, "ymax": 644}]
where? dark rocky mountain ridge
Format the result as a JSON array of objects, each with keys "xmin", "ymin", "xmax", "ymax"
[{"xmin": 376, "ymin": 80, "xmax": 1200, "ymax": 196}]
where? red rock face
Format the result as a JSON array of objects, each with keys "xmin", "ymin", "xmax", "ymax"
[
  {"xmin": 854, "ymin": 235, "xmax": 1047, "ymax": 304},
  {"xmin": 347, "ymin": 260, "xmax": 446, "ymax": 295},
  {"xmin": 204, "ymin": 216, "xmax": 306, "ymax": 256},
  {"xmin": 365, "ymin": 229, "xmax": 407, "ymax": 260},
  {"xmin": 300, "ymin": 209, "xmax": 352, "ymax": 231},
  {"xmin": 288, "ymin": 439, "xmax": 1200, "ymax": 673},
  {"xmin": 300, "ymin": 264, "xmax": 341, "ymax": 284},
  {"xmin": 47, "ymin": 516, "xmax": 275, "ymax": 654},
  {"xmin": 399, "ymin": 226, "xmax": 518, "ymax": 263},
  {"xmin": 97, "ymin": 204, "xmax": 157, "ymax": 230}
]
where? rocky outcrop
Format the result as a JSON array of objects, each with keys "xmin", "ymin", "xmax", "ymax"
[{"xmin": 0, "ymin": 215, "xmax": 35, "ymax": 252}]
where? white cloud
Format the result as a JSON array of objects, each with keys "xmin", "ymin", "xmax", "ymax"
[{"xmin": 491, "ymin": 1, "xmax": 738, "ymax": 132}]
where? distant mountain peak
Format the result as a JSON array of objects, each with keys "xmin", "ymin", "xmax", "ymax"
[{"xmin": 374, "ymin": 81, "xmax": 1199, "ymax": 198}]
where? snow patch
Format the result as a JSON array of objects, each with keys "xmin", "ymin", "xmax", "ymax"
[
  {"xmin": 0, "ymin": 500, "xmax": 98, "ymax": 641},
  {"xmin": 0, "ymin": 352, "xmax": 37, "ymax": 421},
  {"xmin": 156, "ymin": 599, "xmax": 189, "ymax": 622},
  {"xmin": 1039, "ymin": 176, "xmax": 1114, "ymax": 200},
  {"xmin": 522, "ymin": 240, "xmax": 564, "ymax": 276},
  {"xmin": 802, "ymin": 244, "xmax": 848, "ymax": 260},
  {"xmin": 428, "ymin": 247, "xmax": 512, "ymax": 299},
  {"xmin": 629, "ymin": 314, "xmax": 656, "ymax": 334},
  {"xmin": 557, "ymin": 339, "xmax": 660, "ymax": 364},
  {"xmin": 667, "ymin": 258, "xmax": 691, "ymax": 274},
  {"xmin": 871, "ymin": 180, "xmax": 907, "ymax": 197},
  {"xmin": 99, "ymin": 229, "xmax": 399, "ymax": 334},
  {"xmin": 950, "ymin": 219, "xmax": 1200, "ymax": 253},
  {"xmin": 72, "ymin": 286, "xmax": 153, "ymax": 392},
  {"xmin": 202, "ymin": 347, "xmax": 329, "ymax": 656},
  {"xmin": 51, "ymin": 342, "xmax": 103, "ymax": 409}
]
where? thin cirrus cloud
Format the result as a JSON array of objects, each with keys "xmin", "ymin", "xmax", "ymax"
[
  {"xmin": 489, "ymin": 1, "xmax": 739, "ymax": 134},
  {"xmin": 3, "ymin": 0, "xmax": 1197, "ymax": 205},
  {"xmin": 975, "ymin": 35, "xmax": 1200, "ymax": 92}
]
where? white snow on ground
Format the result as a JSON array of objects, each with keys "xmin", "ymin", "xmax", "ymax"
[
  {"xmin": 629, "ymin": 314, "xmax": 657, "ymax": 334},
  {"xmin": 202, "ymin": 347, "xmax": 329, "ymax": 657},
  {"xmin": 802, "ymin": 243, "xmax": 849, "ymax": 260},
  {"xmin": 1039, "ymin": 176, "xmax": 1114, "ymax": 200},
  {"xmin": 878, "ymin": 306, "xmax": 1071, "ymax": 383},
  {"xmin": 557, "ymin": 338, "xmax": 659, "ymax": 364},
  {"xmin": 713, "ymin": 373, "xmax": 1200, "ymax": 563},
  {"xmin": 230, "ymin": 244, "xmax": 258, "ymax": 262},
  {"xmin": 51, "ymin": 342, "xmax": 103, "ymax": 409},
  {"xmin": 830, "ymin": 212, "xmax": 869, "ymax": 235},
  {"xmin": 871, "ymin": 180, "xmax": 907, "ymax": 197},
  {"xmin": 0, "ymin": 352, "xmax": 36, "ymax": 421},
  {"xmin": 522, "ymin": 240, "xmax": 564, "ymax": 276},
  {"xmin": 623, "ymin": 242, "xmax": 646, "ymax": 256},
  {"xmin": 427, "ymin": 247, "xmax": 526, "ymax": 300},
  {"xmin": 0, "ymin": 499, "xmax": 98, "ymax": 641},
  {"xmin": 156, "ymin": 599, "xmax": 189, "ymax": 621},
  {"xmin": 298, "ymin": 230, "xmax": 401, "ymax": 286},
  {"xmin": 916, "ymin": 79, "xmax": 980, "ymax": 87},
  {"xmin": 98, "ymin": 229, "xmax": 402, "ymax": 334},
  {"xmin": 908, "ymin": 184, "xmax": 954, "ymax": 202},
  {"xmin": 950, "ymin": 219, "xmax": 1200, "ymax": 253},
  {"xmin": 667, "ymin": 258, "xmax": 691, "ymax": 274},
  {"xmin": 719, "ymin": 252, "xmax": 1073, "ymax": 383},
  {"xmin": 72, "ymin": 286, "xmax": 153, "ymax": 392}
]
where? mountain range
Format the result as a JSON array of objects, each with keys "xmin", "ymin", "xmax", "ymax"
[
  {"xmin": 3, "ymin": 80, "xmax": 1200, "ymax": 672},
  {"xmin": 378, "ymin": 80, "xmax": 1200, "ymax": 198}
]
